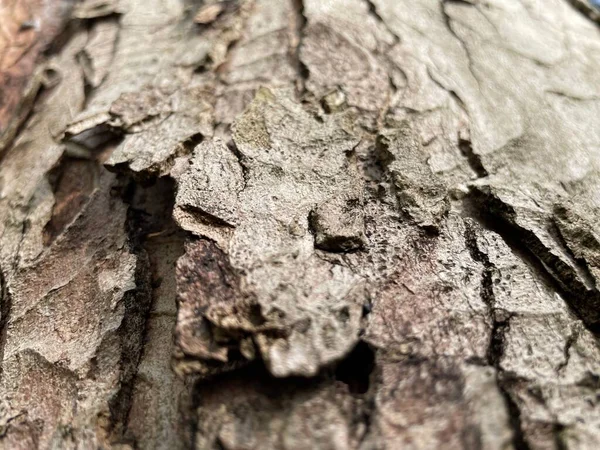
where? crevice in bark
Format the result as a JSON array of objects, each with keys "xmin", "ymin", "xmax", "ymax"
[
  {"xmin": 105, "ymin": 175, "xmax": 185, "ymax": 444},
  {"xmin": 490, "ymin": 320, "xmax": 531, "ymax": 450},
  {"xmin": 120, "ymin": 175, "xmax": 182, "ymax": 252},
  {"xmin": 189, "ymin": 361, "xmax": 306, "ymax": 442},
  {"xmin": 553, "ymin": 423, "xmax": 568, "ymax": 450},
  {"xmin": 186, "ymin": 340, "xmax": 379, "ymax": 447},
  {"xmin": 557, "ymin": 324, "xmax": 580, "ymax": 374},
  {"xmin": 188, "ymin": 381, "xmax": 202, "ymax": 448},
  {"xmin": 178, "ymin": 204, "xmax": 236, "ymax": 229},
  {"xmin": 335, "ymin": 340, "xmax": 376, "ymax": 394},
  {"xmin": 549, "ymin": 217, "xmax": 597, "ymax": 290},
  {"xmin": 355, "ymin": 394, "xmax": 377, "ymax": 446},
  {"xmin": 106, "ymin": 244, "xmax": 151, "ymax": 445},
  {"xmin": 290, "ymin": 0, "xmax": 309, "ymax": 95},
  {"xmin": 12, "ymin": 204, "xmax": 32, "ymax": 271},
  {"xmin": 464, "ymin": 219, "xmax": 511, "ymax": 369},
  {"xmin": 226, "ymin": 139, "xmax": 250, "ymax": 191},
  {"xmin": 499, "ymin": 376, "xmax": 532, "ymax": 450},
  {"xmin": 106, "ymin": 131, "xmax": 202, "ymax": 183},
  {"xmin": 358, "ymin": 0, "xmax": 402, "ymax": 129},
  {"xmin": 181, "ymin": 132, "xmax": 205, "ymax": 155},
  {"xmin": 576, "ymin": 371, "xmax": 600, "ymax": 389},
  {"xmin": 545, "ymin": 89, "xmax": 600, "ymax": 102},
  {"xmin": 464, "ymin": 220, "xmax": 531, "ymax": 450},
  {"xmin": 464, "ymin": 221, "xmax": 495, "ymax": 323},
  {"xmin": 426, "ymin": 66, "xmax": 467, "ymax": 113},
  {"xmin": 564, "ymin": 0, "xmax": 600, "ymax": 25},
  {"xmin": 155, "ymin": 131, "xmax": 205, "ymax": 176},
  {"xmin": 424, "ymin": 67, "xmax": 479, "ymax": 179},
  {"xmin": 377, "ymin": 73, "xmax": 400, "ymax": 131},
  {"xmin": 465, "ymin": 186, "xmax": 600, "ymax": 330},
  {"xmin": 459, "ymin": 137, "xmax": 488, "ymax": 179},
  {"xmin": 363, "ymin": 0, "xmax": 401, "ymax": 45},
  {"xmin": 0, "ymin": 267, "xmax": 11, "ymax": 380},
  {"xmin": 63, "ymin": 123, "xmax": 124, "ymax": 156},
  {"xmin": 78, "ymin": 15, "xmax": 122, "ymax": 110},
  {"xmin": 42, "ymin": 17, "xmax": 82, "ymax": 59},
  {"xmin": 121, "ymin": 175, "xmax": 190, "ymax": 448},
  {"xmin": 461, "ymin": 184, "xmax": 600, "ymax": 449}
]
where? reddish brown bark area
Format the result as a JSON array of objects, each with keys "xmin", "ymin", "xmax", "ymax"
[{"xmin": 0, "ymin": 0, "xmax": 69, "ymax": 134}]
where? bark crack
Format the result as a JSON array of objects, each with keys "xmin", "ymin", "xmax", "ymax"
[
  {"xmin": 466, "ymin": 186, "xmax": 600, "ymax": 331},
  {"xmin": 549, "ymin": 219, "xmax": 597, "ymax": 290},
  {"xmin": 557, "ymin": 324, "xmax": 580, "ymax": 374},
  {"xmin": 463, "ymin": 221, "xmax": 501, "ymax": 363},
  {"xmin": 0, "ymin": 267, "xmax": 11, "ymax": 380},
  {"xmin": 290, "ymin": 0, "xmax": 309, "ymax": 95},
  {"xmin": 100, "ymin": 175, "xmax": 154, "ymax": 444},
  {"xmin": 500, "ymin": 375, "xmax": 533, "ymax": 450},
  {"xmin": 459, "ymin": 136, "xmax": 488, "ymax": 179},
  {"xmin": 178, "ymin": 204, "xmax": 237, "ymax": 229},
  {"xmin": 335, "ymin": 340, "xmax": 376, "ymax": 395},
  {"xmin": 363, "ymin": 0, "xmax": 401, "ymax": 45},
  {"xmin": 226, "ymin": 140, "xmax": 250, "ymax": 193},
  {"xmin": 464, "ymin": 220, "xmax": 531, "ymax": 450},
  {"xmin": 120, "ymin": 175, "xmax": 190, "ymax": 448},
  {"xmin": 360, "ymin": 0, "xmax": 403, "ymax": 129},
  {"xmin": 0, "ymin": 65, "xmax": 48, "ymax": 161},
  {"xmin": 424, "ymin": 65, "xmax": 486, "ymax": 180}
]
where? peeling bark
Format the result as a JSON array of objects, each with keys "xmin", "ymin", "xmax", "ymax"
[{"xmin": 1, "ymin": 0, "xmax": 600, "ymax": 449}]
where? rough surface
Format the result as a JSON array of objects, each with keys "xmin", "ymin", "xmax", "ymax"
[
  {"xmin": 0, "ymin": 0, "xmax": 600, "ymax": 449},
  {"xmin": 375, "ymin": 123, "xmax": 449, "ymax": 230},
  {"xmin": 173, "ymin": 89, "xmax": 365, "ymax": 378}
]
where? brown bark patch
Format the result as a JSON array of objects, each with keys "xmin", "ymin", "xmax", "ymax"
[
  {"xmin": 0, "ymin": 0, "xmax": 71, "ymax": 135},
  {"xmin": 43, "ymin": 156, "xmax": 98, "ymax": 246}
]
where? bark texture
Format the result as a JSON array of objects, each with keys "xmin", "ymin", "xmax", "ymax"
[{"xmin": 1, "ymin": 0, "xmax": 600, "ymax": 449}]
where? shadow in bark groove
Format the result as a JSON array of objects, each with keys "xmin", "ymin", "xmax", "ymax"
[
  {"xmin": 0, "ymin": 268, "xmax": 10, "ymax": 380},
  {"xmin": 463, "ymin": 188, "xmax": 600, "ymax": 332},
  {"xmin": 117, "ymin": 174, "xmax": 194, "ymax": 448},
  {"xmin": 335, "ymin": 340, "xmax": 376, "ymax": 395}
]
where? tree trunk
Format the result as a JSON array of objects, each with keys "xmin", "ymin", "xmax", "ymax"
[{"xmin": 1, "ymin": 0, "xmax": 600, "ymax": 448}]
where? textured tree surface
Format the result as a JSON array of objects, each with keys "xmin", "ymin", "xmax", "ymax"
[{"xmin": 1, "ymin": 0, "xmax": 600, "ymax": 449}]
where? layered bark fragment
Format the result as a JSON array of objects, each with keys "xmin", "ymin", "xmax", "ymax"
[{"xmin": 173, "ymin": 89, "xmax": 365, "ymax": 378}]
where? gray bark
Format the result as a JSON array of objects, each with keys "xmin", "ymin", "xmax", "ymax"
[{"xmin": 1, "ymin": 0, "xmax": 600, "ymax": 449}]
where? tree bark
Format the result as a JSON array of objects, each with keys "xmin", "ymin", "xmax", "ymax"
[{"xmin": 1, "ymin": 0, "xmax": 600, "ymax": 449}]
